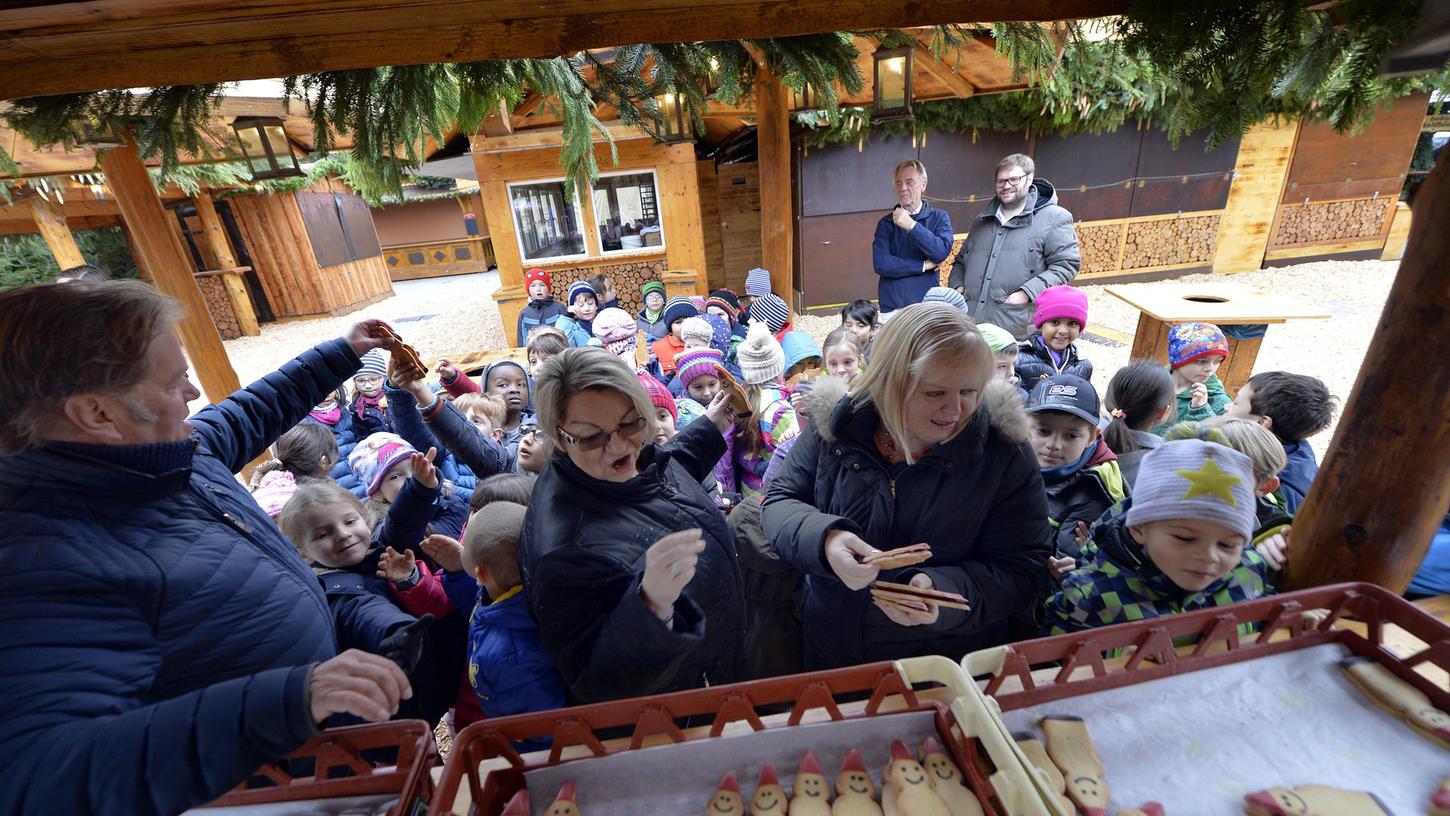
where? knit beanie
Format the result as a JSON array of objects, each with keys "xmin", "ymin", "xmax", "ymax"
[
  {"xmin": 922, "ymin": 286, "xmax": 969, "ymax": 314},
  {"xmin": 675, "ymin": 348, "xmax": 724, "ymax": 388},
  {"xmin": 640, "ymin": 280, "xmax": 666, "ymax": 301},
  {"xmin": 348, "ymin": 432, "xmax": 418, "ymax": 496},
  {"xmin": 680, "ymin": 316, "xmax": 714, "ymax": 348},
  {"xmin": 738, "ymin": 321, "xmax": 786, "ymax": 384},
  {"xmin": 637, "ymin": 373, "xmax": 677, "ymax": 422},
  {"xmin": 1034, "ymin": 285, "xmax": 1089, "ymax": 329},
  {"xmin": 661, "ymin": 296, "xmax": 699, "ymax": 331},
  {"xmin": 977, "ymin": 323, "xmax": 1018, "ymax": 355},
  {"xmin": 781, "ymin": 330, "xmax": 823, "ymax": 372},
  {"xmin": 745, "ymin": 267, "xmax": 773, "ymax": 298},
  {"xmin": 1125, "ymin": 439, "xmax": 1257, "ymax": 543},
  {"xmin": 701, "ymin": 313, "xmax": 733, "ymax": 356},
  {"xmin": 748, "ymin": 294, "xmax": 792, "ymax": 334},
  {"xmin": 524, "ymin": 267, "xmax": 551, "ymax": 291},
  {"xmin": 252, "ymin": 470, "xmax": 298, "ymax": 519},
  {"xmin": 356, "ymin": 349, "xmax": 388, "ymax": 380},
  {"xmin": 706, "ymin": 295, "xmax": 739, "ymax": 324},
  {"xmin": 1167, "ymin": 321, "xmax": 1230, "ymax": 369},
  {"xmin": 592, "ymin": 307, "xmax": 638, "ymax": 357},
  {"xmin": 709, "ymin": 288, "xmax": 743, "ymax": 311},
  {"xmin": 567, "ymin": 280, "xmax": 596, "ymax": 306}
]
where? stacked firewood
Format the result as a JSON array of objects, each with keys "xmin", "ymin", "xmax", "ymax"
[
  {"xmin": 1075, "ymin": 223, "xmax": 1125, "ymax": 275},
  {"xmin": 195, "ymin": 274, "xmax": 242, "ymax": 340},
  {"xmin": 1121, "ymin": 215, "xmax": 1221, "ymax": 269},
  {"xmin": 1274, "ymin": 198, "xmax": 1391, "ymax": 246},
  {"xmin": 551, "ymin": 259, "xmax": 669, "ymax": 314}
]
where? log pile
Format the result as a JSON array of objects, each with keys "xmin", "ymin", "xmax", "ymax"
[
  {"xmin": 550, "ymin": 258, "xmax": 669, "ymax": 314},
  {"xmin": 195, "ymin": 273, "xmax": 242, "ymax": 340},
  {"xmin": 1273, "ymin": 198, "xmax": 1391, "ymax": 246},
  {"xmin": 1075, "ymin": 223, "xmax": 1125, "ymax": 275},
  {"xmin": 1121, "ymin": 214, "xmax": 1220, "ymax": 269},
  {"xmin": 935, "ymin": 237, "xmax": 967, "ymax": 287}
]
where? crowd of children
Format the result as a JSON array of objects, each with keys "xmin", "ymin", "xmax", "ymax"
[{"xmin": 245, "ymin": 267, "xmax": 1340, "ymax": 742}]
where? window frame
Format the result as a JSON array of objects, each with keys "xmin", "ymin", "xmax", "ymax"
[
  {"xmin": 592, "ymin": 168, "xmax": 666, "ymax": 257},
  {"xmin": 506, "ymin": 177, "xmax": 590, "ymax": 263}
]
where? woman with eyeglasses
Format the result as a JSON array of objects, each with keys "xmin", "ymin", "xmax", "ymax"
[
  {"xmin": 519, "ymin": 347, "xmax": 746, "ymax": 703},
  {"xmin": 762, "ymin": 303, "xmax": 1052, "ymax": 670}
]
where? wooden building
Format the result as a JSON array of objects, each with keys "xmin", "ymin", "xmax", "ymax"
[{"xmin": 372, "ymin": 186, "xmax": 497, "ymax": 282}]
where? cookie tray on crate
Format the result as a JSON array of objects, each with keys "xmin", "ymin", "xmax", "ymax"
[
  {"xmin": 187, "ymin": 720, "xmax": 438, "ymax": 816},
  {"xmin": 428, "ymin": 656, "xmax": 1061, "ymax": 816},
  {"xmin": 960, "ymin": 582, "xmax": 1450, "ymax": 814}
]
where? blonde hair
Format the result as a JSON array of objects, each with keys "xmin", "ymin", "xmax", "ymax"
[
  {"xmin": 822, "ymin": 326, "xmax": 864, "ymax": 358},
  {"xmin": 532, "ymin": 347, "xmax": 654, "ymax": 448},
  {"xmin": 455, "ymin": 393, "xmax": 507, "ymax": 428},
  {"xmin": 1201, "ymin": 416, "xmax": 1288, "ymax": 485},
  {"xmin": 462, "ymin": 501, "xmax": 527, "ymax": 587},
  {"xmin": 278, "ymin": 480, "xmax": 370, "ymax": 557},
  {"xmin": 850, "ymin": 303, "xmax": 994, "ymax": 464}
]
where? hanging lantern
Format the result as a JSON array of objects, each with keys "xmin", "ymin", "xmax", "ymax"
[
  {"xmin": 231, "ymin": 116, "xmax": 304, "ymax": 180},
  {"xmin": 655, "ymin": 92, "xmax": 689, "ymax": 143},
  {"xmin": 704, "ymin": 57, "xmax": 721, "ymax": 97},
  {"xmin": 872, "ymin": 46, "xmax": 913, "ymax": 122},
  {"xmin": 69, "ymin": 119, "xmax": 126, "ymax": 149}
]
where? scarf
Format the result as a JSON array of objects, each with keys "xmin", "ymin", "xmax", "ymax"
[
  {"xmin": 354, "ymin": 391, "xmax": 386, "ymax": 420},
  {"xmin": 1041, "ymin": 435, "xmax": 1100, "ymax": 483},
  {"xmin": 310, "ymin": 405, "xmax": 342, "ymax": 425}
]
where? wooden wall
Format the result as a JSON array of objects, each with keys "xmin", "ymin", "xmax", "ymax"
[
  {"xmin": 228, "ymin": 191, "xmax": 393, "ymax": 317},
  {"xmin": 374, "ymin": 198, "xmax": 471, "ymax": 245},
  {"xmin": 696, "ymin": 160, "xmax": 763, "ymax": 295}
]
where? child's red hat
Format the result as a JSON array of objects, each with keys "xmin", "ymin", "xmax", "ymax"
[{"xmin": 525, "ymin": 268, "xmax": 551, "ymax": 290}]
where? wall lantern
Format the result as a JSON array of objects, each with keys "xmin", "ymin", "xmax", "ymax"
[
  {"xmin": 231, "ymin": 116, "xmax": 304, "ymax": 180},
  {"xmin": 656, "ymin": 91, "xmax": 690, "ymax": 143},
  {"xmin": 69, "ymin": 119, "xmax": 126, "ymax": 149},
  {"xmin": 872, "ymin": 47, "xmax": 913, "ymax": 121},
  {"xmin": 704, "ymin": 57, "xmax": 721, "ymax": 97}
]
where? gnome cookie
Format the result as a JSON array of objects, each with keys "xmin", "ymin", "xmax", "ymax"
[
  {"xmin": 918, "ymin": 738, "xmax": 983, "ymax": 816},
  {"xmin": 884, "ymin": 740, "xmax": 950, "ymax": 816},
  {"xmin": 791, "ymin": 752, "xmax": 833, "ymax": 816},
  {"xmin": 1042, "ymin": 717, "xmax": 1108, "ymax": 816},
  {"xmin": 1243, "ymin": 785, "xmax": 1391, "ymax": 816},
  {"xmin": 833, "ymin": 749, "xmax": 882, "ymax": 816},
  {"xmin": 1115, "ymin": 806, "xmax": 1164, "ymax": 816},
  {"xmin": 710, "ymin": 771, "xmax": 745, "ymax": 816},
  {"xmin": 751, "ymin": 762, "xmax": 790, "ymax": 815},
  {"xmin": 547, "ymin": 781, "xmax": 581, "ymax": 816}
]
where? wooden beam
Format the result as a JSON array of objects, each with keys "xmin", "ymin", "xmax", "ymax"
[
  {"xmin": 755, "ymin": 64, "xmax": 793, "ymax": 303},
  {"xmin": 0, "ymin": 0, "xmax": 1128, "ymax": 99},
  {"xmin": 28, "ymin": 195, "xmax": 87, "ymax": 270},
  {"xmin": 99, "ymin": 136, "xmax": 241, "ymax": 404},
  {"xmin": 1211, "ymin": 120, "xmax": 1300, "ymax": 274},
  {"xmin": 192, "ymin": 188, "xmax": 260, "ymax": 336},
  {"xmin": 912, "ymin": 44, "xmax": 976, "ymax": 98},
  {"xmin": 482, "ymin": 100, "xmax": 515, "ymax": 138},
  {"xmin": 1283, "ymin": 147, "xmax": 1450, "ymax": 593},
  {"xmin": 474, "ymin": 122, "xmax": 650, "ymax": 154}
]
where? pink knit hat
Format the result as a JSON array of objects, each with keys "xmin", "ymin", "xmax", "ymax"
[
  {"xmin": 637, "ymin": 373, "xmax": 678, "ymax": 422},
  {"xmin": 675, "ymin": 348, "xmax": 724, "ymax": 388},
  {"xmin": 1033, "ymin": 285, "xmax": 1089, "ymax": 330}
]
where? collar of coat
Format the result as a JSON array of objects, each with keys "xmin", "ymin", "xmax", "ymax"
[
  {"xmin": 815, "ymin": 378, "xmax": 1029, "ymax": 465},
  {"xmin": 0, "ymin": 437, "xmax": 198, "ymax": 500}
]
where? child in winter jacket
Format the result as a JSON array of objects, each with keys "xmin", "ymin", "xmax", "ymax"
[
  {"xmin": 277, "ymin": 464, "xmax": 465, "ymax": 723},
  {"xmin": 1015, "ymin": 285, "xmax": 1093, "ymax": 385},
  {"xmin": 1151, "ymin": 321, "xmax": 1233, "ymax": 434},
  {"xmin": 1225, "ymin": 370, "xmax": 1336, "ymax": 513},
  {"xmin": 516, "ymin": 267, "xmax": 567, "ymax": 343},
  {"xmin": 707, "ymin": 290, "xmax": 749, "ymax": 343},
  {"xmin": 436, "ymin": 360, "xmax": 536, "ymax": 458},
  {"xmin": 637, "ymin": 280, "xmax": 669, "ymax": 339},
  {"xmin": 349, "ymin": 432, "xmax": 471, "ymax": 540},
  {"xmin": 1040, "ymin": 439, "xmax": 1279, "ymax": 636},
  {"xmin": 350, "ymin": 349, "xmax": 393, "ymax": 437},
  {"xmin": 1026, "ymin": 374, "xmax": 1126, "ymax": 575},
  {"xmin": 748, "ymin": 293, "xmax": 794, "ymax": 342},
  {"xmin": 1103, "ymin": 362, "xmax": 1176, "ymax": 490},
  {"xmin": 978, "ymin": 322, "xmax": 1025, "ymax": 397},
  {"xmin": 669, "ymin": 349, "xmax": 737, "ymax": 504},
  {"xmin": 733, "ymin": 322, "xmax": 800, "ymax": 498},
  {"xmin": 652, "ymin": 297, "xmax": 699, "ymax": 377},
  {"xmin": 303, "ymin": 386, "xmax": 364, "ymax": 490},
  {"xmin": 555, "ymin": 281, "xmax": 600, "ymax": 347}
]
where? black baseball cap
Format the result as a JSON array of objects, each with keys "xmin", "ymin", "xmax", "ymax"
[{"xmin": 1026, "ymin": 373, "xmax": 1100, "ymax": 426}]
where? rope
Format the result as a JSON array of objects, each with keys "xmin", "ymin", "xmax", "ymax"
[{"xmin": 922, "ymin": 169, "xmax": 1235, "ymax": 204}]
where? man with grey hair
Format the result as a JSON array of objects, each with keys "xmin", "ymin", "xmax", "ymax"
[
  {"xmin": 872, "ymin": 159, "xmax": 955, "ymax": 315},
  {"xmin": 950, "ymin": 153, "xmax": 1081, "ymax": 339},
  {"xmin": 0, "ymin": 280, "xmax": 413, "ymax": 815}
]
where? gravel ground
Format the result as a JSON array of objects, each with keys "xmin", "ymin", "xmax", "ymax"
[{"xmin": 204, "ymin": 259, "xmax": 1397, "ymax": 459}]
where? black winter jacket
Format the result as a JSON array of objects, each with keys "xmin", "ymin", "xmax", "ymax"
[
  {"xmin": 762, "ymin": 380, "xmax": 1052, "ymax": 669},
  {"xmin": 519, "ymin": 417, "xmax": 746, "ymax": 703},
  {"xmin": 1014, "ymin": 334, "xmax": 1093, "ymax": 386}
]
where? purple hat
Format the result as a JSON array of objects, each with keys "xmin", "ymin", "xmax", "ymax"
[{"xmin": 348, "ymin": 432, "xmax": 418, "ymax": 496}]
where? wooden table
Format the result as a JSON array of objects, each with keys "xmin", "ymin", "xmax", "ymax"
[{"xmin": 1105, "ymin": 282, "xmax": 1330, "ymax": 394}]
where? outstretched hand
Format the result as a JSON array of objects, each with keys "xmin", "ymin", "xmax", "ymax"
[
  {"xmin": 388, "ymin": 348, "xmax": 427, "ymax": 387},
  {"xmin": 346, "ymin": 319, "xmax": 397, "ymax": 358},
  {"xmin": 410, "ymin": 448, "xmax": 439, "ymax": 489},
  {"xmin": 421, "ymin": 534, "xmax": 465, "ymax": 574},
  {"xmin": 377, "ymin": 546, "xmax": 418, "ymax": 584}
]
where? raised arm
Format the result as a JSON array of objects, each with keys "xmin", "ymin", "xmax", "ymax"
[{"xmin": 873, "ymin": 216, "xmax": 932, "ymax": 278}]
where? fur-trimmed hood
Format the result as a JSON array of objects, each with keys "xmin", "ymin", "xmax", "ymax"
[{"xmin": 815, "ymin": 377, "xmax": 1028, "ymax": 446}]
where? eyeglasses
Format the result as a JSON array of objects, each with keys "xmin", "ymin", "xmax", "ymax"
[
  {"xmin": 519, "ymin": 424, "xmax": 540, "ymax": 439},
  {"xmin": 354, "ymin": 375, "xmax": 383, "ymax": 385},
  {"xmin": 995, "ymin": 174, "xmax": 1027, "ymax": 188},
  {"xmin": 556, "ymin": 416, "xmax": 647, "ymax": 451}
]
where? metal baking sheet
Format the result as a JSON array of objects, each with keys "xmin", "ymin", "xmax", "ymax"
[
  {"xmin": 1001, "ymin": 643, "xmax": 1444, "ymax": 813},
  {"xmin": 523, "ymin": 710, "xmax": 943, "ymax": 815},
  {"xmin": 183, "ymin": 793, "xmax": 397, "ymax": 815}
]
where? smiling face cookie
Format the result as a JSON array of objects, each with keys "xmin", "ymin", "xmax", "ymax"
[
  {"xmin": 835, "ymin": 768, "xmax": 876, "ymax": 799},
  {"xmin": 710, "ymin": 772, "xmax": 744, "ymax": 816}
]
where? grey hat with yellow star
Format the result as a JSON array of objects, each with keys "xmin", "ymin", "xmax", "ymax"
[{"xmin": 1125, "ymin": 438, "xmax": 1257, "ymax": 542}]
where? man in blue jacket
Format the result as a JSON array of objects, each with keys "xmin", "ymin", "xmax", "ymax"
[
  {"xmin": 871, "ymin": 159, "xmax": 955, "ymax": 315},
  {"xmin": 0, "ymin": 281, "xmax": 412, "ymax": 816}
]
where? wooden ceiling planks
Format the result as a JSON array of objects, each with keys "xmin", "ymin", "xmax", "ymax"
[{"xmin": 0, "ymin": 0, "xmax": 1127, "ymax": 99}]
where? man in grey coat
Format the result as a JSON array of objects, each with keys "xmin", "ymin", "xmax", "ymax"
[{"xmin": 949, "ymin": 153, "xmax": 1081, "ymax": 339}]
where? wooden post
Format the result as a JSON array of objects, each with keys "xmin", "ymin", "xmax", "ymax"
[
  {"xmin": 193, "ymin": 188, "xmax": 260, "ymax": 336},
  {"xmin": 1211, "ymin": 120, "xmax": 1300, "ymax": 274},
  {"xmin": 100, "ymin": 136, "xmax": 241, "ymax": 403},
  {"xmin": 755, "ymin": 63, "xmax": 794, "ymax": 304},
  {"xmin": 477, "ymin": 176, "xmax": 528, "ymax": 346},
  {"xmin": 1284, "ymin": 148, "xmax": 1450, "ymax": 592},
  {"xmin": 29, "ymin": 195, "xmax": 87, "ymax": 270}
]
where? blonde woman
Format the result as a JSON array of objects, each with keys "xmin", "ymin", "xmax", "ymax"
[
  {"xmin": 762, "ymin": 303, "xmax": 1051, "ymax": 669},
  {"xmin": 519, "ymin": 347, "xmax": 745, "ymax": 702}
]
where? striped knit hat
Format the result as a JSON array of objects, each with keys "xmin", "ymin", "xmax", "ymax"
[
  {"xmin": 745, "ymin": 267, "xmax": 772, "ymax": 298},
  {"xmin": 1126, "ymin": 439, "xmax": 1257, "ymax": 543},
  {"xmin": 922, "ymin": 286, "xmax": 969, "ymax": 314},
  {"xmin": 706, "ymin": 294, "xmax": 739, "ymax": 324},
  {"xmin": 637, "ymin": 373, "xmax": 677, "ymax": 422},
  {"xmin": 748, "ymin": 294, "xmax": 792, "ymax": 334},
  {"xmin": 356, "ymin": 348, "xmax": 388, "ymax": 380},
  {"xmin": 567, "ymin": 281, "xmax": 597, "ymax": 306},
  {"xmin": 348, "ymin": 432, "xmax": 417, "ymax": 496},
  {"xmin": 640, "ymin": 280, "xmax": 666, "ymax": 301},
  {"xmin": 661, "ymin": 296, "xmax": 699, "ymax": 331},
  {"xmin": 675, "ymin": 347, "xmax": 724, "ymax": 388}
]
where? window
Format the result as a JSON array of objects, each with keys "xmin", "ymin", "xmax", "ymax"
[
  {"xmin": 592, "ymin": 171, "xmax": 665, "ymax": 254},
  {"xmin": 508, "ymin": 179, "xmax": 587, "ymax": 261}
]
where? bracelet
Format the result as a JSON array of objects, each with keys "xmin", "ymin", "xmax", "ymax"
[
  {"xmin": 394, "ymin": 564, "xmax": 422, "ymax": 590},
  {"xmin": 420, "ymin": 397, "xmax": 444, "ymax": 420}
]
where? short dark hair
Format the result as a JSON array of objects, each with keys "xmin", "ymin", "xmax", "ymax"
[
  {"xmin": 1247, "ymin": 371, "xmax": 1336, "ymax": 443},
  {"xmin": 272, "ymin": 422, "xmax": 340, "ymax": 479},
  {"xmin": 462, "ymin": 501, "xmax": 527, "ymax": 586},
  {"xmin": 840, "ymin": 298, "xmax": 879, "ymax": 327},
  {"xmin": 587, "ymin": 273, "xmax": 611, "ymax": 294},
  {"xmin": 0, "ymin": 280, "xmax": 184, "ymax": 454},
  {"xmin": 467, "ymin": 472, "xmax": 536, "ymax": 514}
]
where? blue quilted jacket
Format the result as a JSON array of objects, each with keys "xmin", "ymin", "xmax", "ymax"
[{"xmin": 0, "ymin": 338, "xmax": 363, "ymax": 816}]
